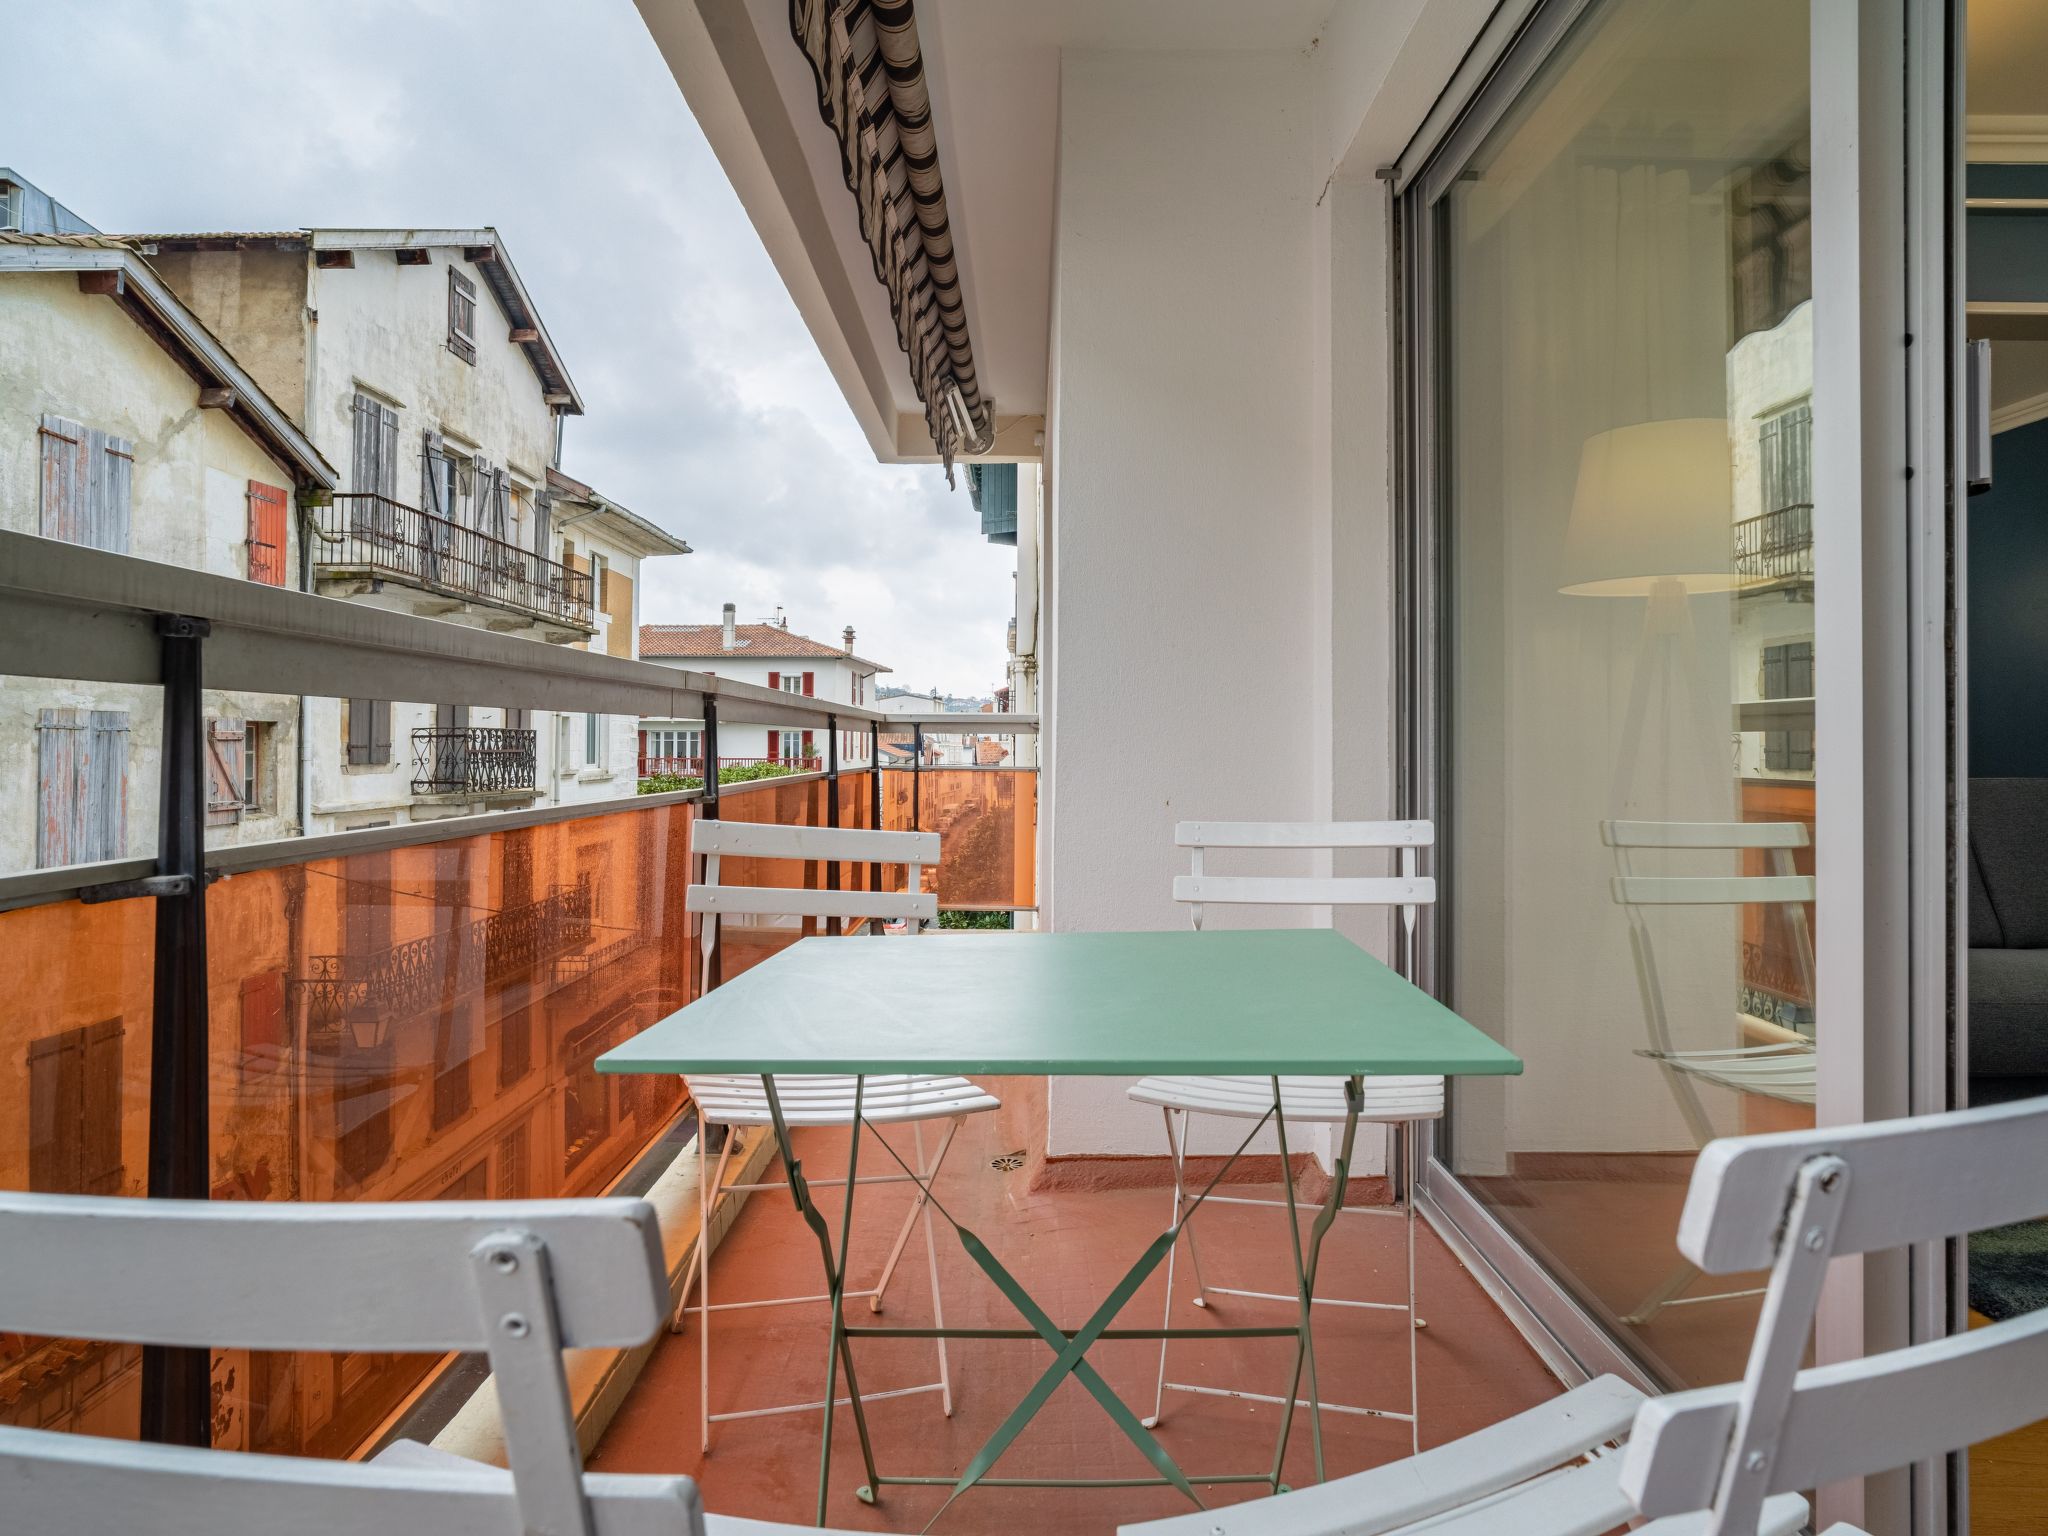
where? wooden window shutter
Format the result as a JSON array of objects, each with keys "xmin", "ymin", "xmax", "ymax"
[
  {"xmin": 767, "ymin": 671, "xmax": 780, "ymax": 691},
  {"xmin": 802, "ymin": 672, "xmax": 815, "ymax": 696},
  {"xmin": 372, "ymin": 699, "xmax": 392, "ymax": 764},
  {"xmin": 82, "ymin": 1019, "xmax": 125, "ymax": 1193},
  {"xmin": 766, "ymin": 729, "xmax": 780, "ymax": 760},
  {"xmin": 205, "ymin": 718, "xmax": 246, "ymax": 823},
  {"xmin": 246, "ymin": 481, "xmax": 288, "ymax": 585},
  {"xmin": 240, "ymin": 970, "xmax": 285, "ymax": 1056},
  {"xmin": 347, "ymin": 699, "xmax": 392, "ymax": 766},
  {"xmin": 38, "ymin": 415, "xmax": 131, "ymax": 551},
  {"xmin": 86, "ymin": 712, "xmax": 128, "ymax": 860},
  {"xmin": 35, "ymin": 707, "xmax": 85, "ymax": 868}
]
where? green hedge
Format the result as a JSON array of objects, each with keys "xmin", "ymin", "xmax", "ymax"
[{"xmin": 637, "ymin": 762, "xmax": 803, "ymax": 795}]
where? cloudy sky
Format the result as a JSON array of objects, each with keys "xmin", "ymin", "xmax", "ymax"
[{"xmin": 0, "ymin": 0, "xmax": 1014, "ymax": 696}]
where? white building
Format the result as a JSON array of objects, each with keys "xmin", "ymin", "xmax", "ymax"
[
  {"xmin": 132, "ymin": 226, "xmax": 687, "ymax": 830},
  {"xmin": 638, "ymin": 604, "xmax": 886, "ymax": 776},
  {"xmin": 0, "ymin": 225, "xmax": 335, "ymax": 871}
]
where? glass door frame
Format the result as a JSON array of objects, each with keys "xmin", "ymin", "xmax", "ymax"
[{"xmin": 1388, "ymin": 0, "xmax": 1964, "ymax": 1528}]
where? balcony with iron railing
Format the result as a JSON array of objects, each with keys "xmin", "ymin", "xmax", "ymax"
[
  {"xmin": 309, "ymin": 492, "xmax": 595, "ymax": 632},
  {"xmin": 1733, "ymin": 502, "xmax": 1814, "ymax": 586},
  {"xmin": 410, "ymin": 723, "xmax": 539, "ymax": 797}
]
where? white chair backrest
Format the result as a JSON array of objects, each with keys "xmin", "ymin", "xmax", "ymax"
[
  {"xmin": 1172, "ymin": 821, "xmax": 1435, "ymax": 961},
  {"xmin": 0, "ymin": 1191, "xmax": 671, "ymax": 1536},
  {"xmin": 1620, "ymin": 1097, "xmax": 2048, "ymax": 1536},
  {"xmin": 0, "ymin": 1425, "xmax": 704, "ymax": 1536},
  {"xmin": 687, "ymin": 821, "xmax": 939, "ymax": 987},
  {"xmin": 1601, "ymin": 819, "xmax": 1817, "ymax": 1141}
]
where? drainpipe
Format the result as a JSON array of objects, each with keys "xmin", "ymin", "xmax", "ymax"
[{"xmin": 296, "ymin": 489, "xmax": 316, "ymax": 838}]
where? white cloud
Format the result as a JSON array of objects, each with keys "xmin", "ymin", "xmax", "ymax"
[{"xmin": 0, "ymin": 0, "xmax": 1014, "ymax": 695}]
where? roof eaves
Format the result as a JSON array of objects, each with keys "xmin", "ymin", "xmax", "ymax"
[{"xmin": 0, "ymin": 244, "xmax": 336, "ymax": 488}]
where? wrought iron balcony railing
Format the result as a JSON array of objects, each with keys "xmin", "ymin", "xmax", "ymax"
[
  {"xmin": 311, "ymin": 493, "xmax": 595, "ymax": 630},
  {"xmin": 1733, "ymin": 503, "xmax": 1814, "ymax": 585},
  {"xmin": 411, "ymin": 725, "xmax": 538, "ymax": 796},
  {"xmin": 295, "ymin": 878, "xmax": 594, "ymax": 1038}
]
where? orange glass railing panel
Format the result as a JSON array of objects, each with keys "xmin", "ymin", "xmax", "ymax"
[
  {"xmin": 0, "ymin": 799, "xmax": 700, "ymax": 1458},
  {"xmin": 883, "ymin": 769, "xmax": 1036, "ymax": 910}
]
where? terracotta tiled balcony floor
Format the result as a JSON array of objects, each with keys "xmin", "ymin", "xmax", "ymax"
[{"xmin": 591, "ymin": 1079, "xmax": 1560, "ymax": 1533}]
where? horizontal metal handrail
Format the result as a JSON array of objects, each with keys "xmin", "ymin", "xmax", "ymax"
[
  {"xmin": 314, "ymin": 494, "xmax": 596, "ymax": 629},
  {"xmin": 0, "ymin": 531, "xmax": 1045, "ymax": 734}
]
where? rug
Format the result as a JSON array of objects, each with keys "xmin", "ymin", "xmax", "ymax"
[{"xmin": 1970, "ymin": 1219, "xmax": 2048, "ymax": 1322}]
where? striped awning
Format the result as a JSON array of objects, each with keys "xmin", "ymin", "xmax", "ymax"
[{"xmin": 791, "ymin": 0, "xmax": 992, "ymax": 481}]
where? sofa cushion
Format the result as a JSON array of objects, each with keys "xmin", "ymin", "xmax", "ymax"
[
  {"xmin": 1970, "ymin": 948, "xmax": 2048, "ymax": 1077},
  {"xmin": 1971, "ymin": 778, "xmax": 2048, "ymax": 947},
  {"xmin": 1971, "ymin": 842, "xmax": 2006, "ymax": 949}
]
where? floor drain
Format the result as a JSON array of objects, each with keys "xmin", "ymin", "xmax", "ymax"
[{"xmin": 990, "ymin": 1151, "xmax": 1026, "ymax": 1172}]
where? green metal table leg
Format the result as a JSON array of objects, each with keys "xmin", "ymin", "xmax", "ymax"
[
  {"xmin": 861, "ymin": 1107, "xmax": 1279, "ymax": 1528},
  {"xmin": 760, "ymin": 1073, "xmax": 880, "ymax": 1525},
  {"xmin": 1266, "ymin": 1075, "xmax": 1361, "ymax": 1492}
]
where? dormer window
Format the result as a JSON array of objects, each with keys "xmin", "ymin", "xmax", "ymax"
[{"xmin": 447, "ymin": 267, "xmax": 477, "ymax": 364}]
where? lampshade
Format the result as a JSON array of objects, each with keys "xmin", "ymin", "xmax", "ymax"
[{"xmin": 1558, "ymin": 418, "xmax": 1738, "ymax": 597}]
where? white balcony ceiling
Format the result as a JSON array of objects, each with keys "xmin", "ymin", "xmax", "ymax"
[{"xmin": 638, "ymin": 0, "xmax": 1388, "ymax": 464}]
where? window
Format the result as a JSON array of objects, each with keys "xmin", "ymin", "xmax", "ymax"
[
  {"xmin": 335, "ymin": 1039, "xmax": 395, "ymax": 1188},
  {"xmin": 590, "ymin": 551, "xmax": 609, "ymax": 609},
  {"xmin": 432, "ymin": 1006, "xmax": 474, "ymax": 1130},
  {"xmin": 644, "ymin": 727, "xmax": 701, "ymax": 765},
  {"xmin": 447, "ymin": 266, "xmax": 477, "ymax": 364},
  {"xmin": 27, "ymin": 1019, "xmax": 125, "ymax": 1195},
  {"xmin": 1759, "ymin": 403, "xmax": 1813, "ymax": 515},
  {"xmin": 35, "ymin": 708, "xmax": 128, "ymax": 868},
  {"xmin": 345, "ymin": 698, "xmax": 392, "ymax": 766},
  {"xmin": 499, "ymin": 1011, "xmax": 533, "ymax": 1091},
  {"xmin": 246, "ymin": 481, "xmax": 289, "ymax": 585},
  {"xmin": 1761, "ymin": 640, "xmax": 1815, "ymax": 773},
  {"xmin": 38, "ymin": 414, "xmax": 132, "ymax": 552},
  {"xmin": 585, "ymin": 712, "xmax": 607, "ymax": 769},
  {"xmin": 349, "ymin": 392, "xmax": 399, "ymax": 498},
  {"xmin": 205, "ymin": 717, "xmax": 247, "ymax": 825}
]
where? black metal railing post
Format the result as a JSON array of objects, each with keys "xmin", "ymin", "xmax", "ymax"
[
  {"xmin": 912, "ymin": 722, "xmax": 923, "ymax": 832},
  {"xmin": 701, "ymin": 697, "xmax": 722, "ymax": 991},
  {"xmin": 869, "ymin": 718, "xmax": 882, "ymax": 904},
  {"xmin": 142, "ymin": 614, "xmax": 213, "ymax": 1448},
  {"xmin": 826, "ymin": 712, "xmax": 841, "ymax": 936}
]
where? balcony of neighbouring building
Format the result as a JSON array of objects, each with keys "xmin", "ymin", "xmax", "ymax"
[
  {"xmin": 309, "ymin": 493, "xmax": 595, "ymax": 636},
  {"xmin": 409, "ymin": 723, "xmax": 541, "ymax": 798}
]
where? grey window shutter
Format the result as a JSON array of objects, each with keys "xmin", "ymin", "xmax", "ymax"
[
  {"xmin": 377, "ymin": 403, "xmax": 398, "ymax": 497},
  {"xmin": 205, "ymin": 718, "xmax": 246, "ymax": 824},
  {"xmin": 85, "ymin": 711, "xmax": 129, "ymax": 860},
  {"xmin": 371, "ymin": 699, "xmax": 392, "ymax": 765},
  {"xmin": 346, "ymin": 698, "xmax": 371, "ymax": 765},
  {"xmin": 35, "ymin": 707, "xmax": 85, "ymax": 867},
  {"xmin": 421, "ymin": 432, "xmax": 448, "ymax": 517},
  {"xmin": 532, "ymin": 490, "xmax": 552, "ymax": 556},
  {"xmin": 37, "ymin": 415, "xmax": 86, "ymax": 543},
  {"xmin": 85, "ymin": 427, "xmax": 133, "ymax": 553}
]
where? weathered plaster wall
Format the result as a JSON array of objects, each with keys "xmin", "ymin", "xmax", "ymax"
[
  {"xmin": 147, "ymin": 247, "xmax": 310, "ymax": 423},
  {"xmin": 0, "ymin": 272, "xmax": 304, "ymax": 870}
]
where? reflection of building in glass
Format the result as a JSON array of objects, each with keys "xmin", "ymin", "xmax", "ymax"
[{"xmin": 1726, "ymin": 148, "xmax": 1816, "ymax": 1035}]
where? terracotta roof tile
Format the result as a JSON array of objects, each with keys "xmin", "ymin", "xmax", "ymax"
[{"xmin": 640, "ymin": 623, "xmax": 889, "ymax": 672}]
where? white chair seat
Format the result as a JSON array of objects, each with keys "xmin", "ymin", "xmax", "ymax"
[
  {"xmin": 685, "ymin": 1073, "xmax": 1000, "ymax": 1128},
  {"xmin": 1128, "ymin": 1073, "xmax": 1445, "ymax": 1124}
]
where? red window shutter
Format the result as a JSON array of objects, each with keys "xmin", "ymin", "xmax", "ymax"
[
  {"xmin": 802, "ymin": 672, "xmax": 815, "ymax": 696},
  {"xmin": 246, "ymin": 481, "xmax": 288, "ymax": 586},
  {"xmin": 767, "ymin": 671, "xmax": 780, "ymax": 691},
  {"xmin": 766, "ymin": 730, "xmax": 779, "ymax": 760}
]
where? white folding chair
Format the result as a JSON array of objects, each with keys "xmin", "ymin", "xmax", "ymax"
[
  {"xmin": 1624, "ymin": 1096, "xmax": 2048, "ymax": 1536},
  {"xmin": 1126, "ymin": 820, "xmax": 1441, "ymax": 1452},
  {"xmin": 0, "ymin": 1190, "xmax": 703, "ymax": 1536},
  {"xmin": 678, "ymin": 818, "xmax": 999, "ymax": 1450},
  {"xmin": 1602, "ymin": 819, "xmax": 1817, "ymax": 1324}
]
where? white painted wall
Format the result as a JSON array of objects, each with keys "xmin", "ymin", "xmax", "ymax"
[
  {"xmin": 641, "ymin": 651, "xmax": 880, "ymax": 769},
  {"xmin": 1044, "ymin": 49, "xmax": 1407, "ymax": 1164}
]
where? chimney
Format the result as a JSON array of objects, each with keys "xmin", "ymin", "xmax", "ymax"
[
  {"xmin": 721, "ymin": 602, "xmax": 736, "ymax": 651},
  {"xmin": 843, "ymin": 626, "xmax": 856, "ymax": 653}
]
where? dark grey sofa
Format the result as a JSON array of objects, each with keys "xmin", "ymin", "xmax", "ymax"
[{"xmin": 1970, "ymin": 778, "xmax": 2048, "ymax": 1102}]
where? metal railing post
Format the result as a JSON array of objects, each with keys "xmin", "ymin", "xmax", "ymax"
[
  {"xmin": 826, "ymin": 713, "xmax": 841, "ymax": 936},
  {"xmin": 701, "ymin": 697, "xmax": 722, "ymax": 991},
  {"xmin": 141, "ymin": 614, "xmax": 213, "ymax": 1448},
  {"xmin": 912, "ymin": 722, "xmax": 923, "ymax": 831},
  {"xmin": 869, "ymin": 719, "xmax": 882, "ymax": 899}
]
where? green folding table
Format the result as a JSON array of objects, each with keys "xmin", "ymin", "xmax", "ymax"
[{"xmin": 597, "ymin": 929, "xmax": 1521, "ymax": 1526}]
